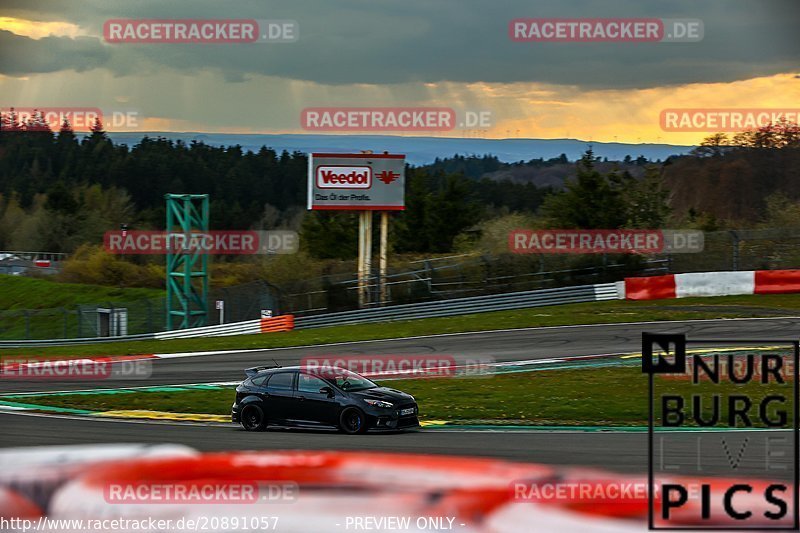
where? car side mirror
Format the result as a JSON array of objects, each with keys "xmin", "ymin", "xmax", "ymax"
[{"xmin": 319, "ymin": 386, "xmax": 334, "ymax": 397}]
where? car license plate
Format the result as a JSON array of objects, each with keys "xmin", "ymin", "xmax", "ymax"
[{"xmin": 400, "ymin": 407, "xmax": 415, "ymax": 416}]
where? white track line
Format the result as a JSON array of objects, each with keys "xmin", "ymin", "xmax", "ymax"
[
  {"xmin": 0, "ymin": 409, "xmax": 791, "ymax": 434},
  {"xmin": 0, "ymin": 381, "xmax": 240, "ymax": 397}
]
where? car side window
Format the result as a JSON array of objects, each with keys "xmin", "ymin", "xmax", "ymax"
[
  {"xmin": 297, "ymin": 373, "xmax": 328, "ymax": 394},
  {"xmin": 267, "ymin": 372, "xmax": 294, "ymax": 390},
  {"xmin": 250, "ymin": 375, "xmax": 268, "ymax": 387}
]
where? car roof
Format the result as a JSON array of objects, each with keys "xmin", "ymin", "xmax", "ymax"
[
  {"xmin": 248, "ymin": 366, "xmax": 361, "ymax": 377},
  {"xmin": 254, "ymin": 366, "xmax": 301, "ymax": 376}
]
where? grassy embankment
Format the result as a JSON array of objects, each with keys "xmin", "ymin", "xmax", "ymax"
[
  {"xmin": 0, "ymin": 275, "xmax": 163, "ymax": 340},
  {"xmin": 1, "ymin": 292, "xmax": 799, "ymax": 357}
]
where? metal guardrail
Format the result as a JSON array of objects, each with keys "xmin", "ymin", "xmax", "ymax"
[
  {"xmin": 0, "ymin": 251, "xmax": 68, "ymax": 262},
  {"xmin": 154, "ymin": 319, "xmax": 262, "ymax": 340},
  {"xmin": 294, "ymin": 283, "xmax": 620, "ymax": 329},
  {"xmin": 0, "ymin": 283, "xmax": 621, "ymax": 347}
]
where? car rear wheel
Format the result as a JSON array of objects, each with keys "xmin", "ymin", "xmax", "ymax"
[
  {"xmin": 240, "ymin": 404, "xmax": 267, "ymax": 431},
  {"xmin": 339, "ymin": 408, "xmax": 367, "ymax": 435}
]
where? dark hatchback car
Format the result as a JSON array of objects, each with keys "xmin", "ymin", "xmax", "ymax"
[{"xmin": 231, "ymin": 366, "xmax": 420, "ymax": 434}]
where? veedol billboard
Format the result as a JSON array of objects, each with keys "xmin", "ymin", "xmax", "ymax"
[{"xmin": 307, "ymin": 153, "xmax": 405, "ymax": 210}]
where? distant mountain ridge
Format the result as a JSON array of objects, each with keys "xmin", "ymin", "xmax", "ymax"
[{"xmin": 104, "ymin": 132, "xmax": 694, "ymax": 166}]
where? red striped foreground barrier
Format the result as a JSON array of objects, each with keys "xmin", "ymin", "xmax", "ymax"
[
  {"xmin": 0, "ymin": 487, "xmax": 41, "ymax": 519},
  {"xmin": 1, "ymin": 448, "xmax": 790, "ymax": 531},
  {"xmin": 625, "ymin": 269, "xmax": 800, "ymax": 300}
]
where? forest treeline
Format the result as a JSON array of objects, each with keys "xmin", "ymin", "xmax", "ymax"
[
  {"xmin": 0, "ymin": 113, "xmax": 551, "ymax": 256},
  {"xmin": 0, "ymin": 110, "xmax": 798, "ymax": 287}
]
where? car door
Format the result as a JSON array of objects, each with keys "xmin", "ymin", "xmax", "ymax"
[
  {"xmin": 263, "ymin": 371, "xmax": 296, "ymax": 423},
  {"xmin": 294, "ymin": 372, "xmax": 340, "ymax": 426}
]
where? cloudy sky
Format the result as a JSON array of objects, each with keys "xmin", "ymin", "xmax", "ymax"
[{"xmin": 0, "ymin": 0, "xmax": 798, "ymax": 144}]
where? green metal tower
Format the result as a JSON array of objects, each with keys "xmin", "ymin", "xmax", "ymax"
[{"xmin": 165, "ymin": 194, "xmax": 209, "ymax": 330}]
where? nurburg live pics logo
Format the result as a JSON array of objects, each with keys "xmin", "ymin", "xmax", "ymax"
[{"xmin": 643, "ymin": 333, "xmax": 799, "ymax": 530}]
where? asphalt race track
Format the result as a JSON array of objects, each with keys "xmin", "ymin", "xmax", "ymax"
[
  {"xmin": 2, "ymin": 316, "xmax": 799, "ymax": 474},
  {"xmin": 5, "ymin": 316, "xmax": 800, "ymax": 393},
  {"xmin": 0, "ymin": 411, "xmax": 792, "ymax": 478}
]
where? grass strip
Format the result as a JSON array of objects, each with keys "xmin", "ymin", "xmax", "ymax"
[{"xmin": 13, "ymin": 364, "xmax": 793, "ymax": 427}]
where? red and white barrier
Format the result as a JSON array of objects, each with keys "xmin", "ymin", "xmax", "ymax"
[
  {"xmin": 0, "ymin": 444, "xmax": 196, "ymax": 516},
  {"xmin": 153, "ymin": 314, "xmax": 294, "ymax": 340},
  {"xmin": 625, "ymin": 269, "xmax": 800, "ymax": 300},
  {"xmin": 24, "ymin": 448, "xmax": 791, "ymax": 531},
  {"xmin": 754, "ymin": 269, "xmax": 800, "ymax": 294}
]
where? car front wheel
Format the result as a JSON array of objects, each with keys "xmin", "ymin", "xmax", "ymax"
[
  {"xmin": 339, "ymin": 407, "xmax": 367, "ymax": 434},
  {"xmin": 240, "ymin": 404, "xmax": 267, "ymax": 431}
]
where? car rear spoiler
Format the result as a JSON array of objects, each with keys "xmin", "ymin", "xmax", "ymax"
[{"xmin": 244, "ymin": 364, "xmax": 280, "ymax": 377}]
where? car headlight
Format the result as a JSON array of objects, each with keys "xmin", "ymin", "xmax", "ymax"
[{"xmin": 364, "ymin": 399, "xmax": 393, "ymax": 408}]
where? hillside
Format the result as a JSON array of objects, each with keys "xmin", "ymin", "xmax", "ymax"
[
  {"xmin": 104, "ymin": 132, "xmax": 693, "ymax": 166},
  {"xmin": 0, "ymin": 275, "xmax": 163, "ymax": 310}
]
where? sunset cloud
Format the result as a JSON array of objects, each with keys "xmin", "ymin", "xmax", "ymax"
[{"xmin": 0, "ymin": 0, "xmax": 797, "ymax": 145}]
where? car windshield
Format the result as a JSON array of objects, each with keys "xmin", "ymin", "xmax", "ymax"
[{"xmin": 314, "ymin": 369, "xmax": 378, "ymax": 392}]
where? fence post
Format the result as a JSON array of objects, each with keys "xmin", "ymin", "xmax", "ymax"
[
  {"xmin": 76, "ymin": 305, "xmax": 82, "ymax": 337},
  {"xmin": 62, "ymin": 307, "xmax": 68, "ymax": 338},
  {"xmin": 729, "ymin": 230, "xmax": 740, "ymax": 271},
  {"xmin": 538, "ymin": 256, "xmax": 545, "ymax": 288},
  {"xmin": 145, "ymin": 299, "xmax": 153, "ymax": 333},
  {"xmin": 481, "ymin": 255, "xmax": 490, "ymax": 289},
  {"xmin": 222, "ymin": 287, "xmax": 230, "ymax": 323},
  {"xmin": 24, "ymin": 310, "xmax": 30, "ymax": 340},
  {"xmin": 424, "ymin": 260, "xmax": 433, "ymax": 296}
]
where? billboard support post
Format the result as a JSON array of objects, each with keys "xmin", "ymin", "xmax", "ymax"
[
  {"xmin": 358, "ymin": 213, "xmax": 364, "ymax": 307},
  {"xmin": 357, "ymin": 212, "xmax": 367, "ymax": 307},
  {"xmin": 357, "ymin": 211, "xmax": 373, "ymax": 308},
  {"xmin": 379, "ymin": 212, "xmax": 389, "ymax": 305},
  {"xmin": 364, "ymin": 211, "xmax": 372, "ymax": 307}
]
